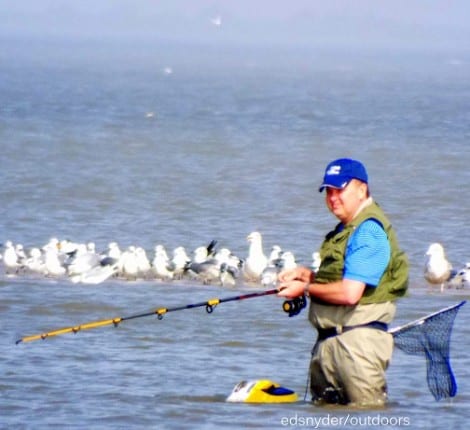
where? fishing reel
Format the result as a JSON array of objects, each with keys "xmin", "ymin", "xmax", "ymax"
[{"xmin": 282, "ymin": 294, "xmax": 307, "ymax": 318}]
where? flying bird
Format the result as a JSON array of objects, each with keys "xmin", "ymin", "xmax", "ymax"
[{"xmin": 210, "ymin": 15, "xmax": 222, "ymax": 27}]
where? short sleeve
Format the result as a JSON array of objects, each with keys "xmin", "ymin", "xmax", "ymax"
[{"xmin": 343, "ymin": 219, "xmax": 391, "ymax": 287}]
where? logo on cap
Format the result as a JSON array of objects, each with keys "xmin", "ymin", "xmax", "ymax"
[{"xmin": 326, "ymin": 165, "xmax": 341, "ymax": 175}]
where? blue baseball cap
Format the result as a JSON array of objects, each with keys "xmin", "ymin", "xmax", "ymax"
[{"xmin": 319, "ymin": 158, "xmax": 368, "ymax": 192}]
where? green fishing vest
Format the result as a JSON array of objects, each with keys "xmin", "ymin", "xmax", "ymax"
[{"xmin": 314, "ymin": 201, "xmax": 408, "ymax": 304}]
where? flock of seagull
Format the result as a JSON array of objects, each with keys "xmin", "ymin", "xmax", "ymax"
[
  {"xmin": 0, "ymin": 232, "xmax": 313, "ymax": 288},
  {"xmin": 1, "ymin": 233, "xmax": 468, "ymax": 291}
]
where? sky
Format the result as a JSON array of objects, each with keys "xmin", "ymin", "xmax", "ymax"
[{"xmin": 1, "ymin": 0, "xmax": 469, "ymax": 54}]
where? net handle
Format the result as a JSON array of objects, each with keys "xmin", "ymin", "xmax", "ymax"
[{"xmin": 389, "ymin": 301, "xmax": 466, "ymax": 335}]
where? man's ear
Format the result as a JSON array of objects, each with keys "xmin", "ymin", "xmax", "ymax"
[{"xmin": 358, "ymin": 182, "xmax": 368, "ymax": 199}]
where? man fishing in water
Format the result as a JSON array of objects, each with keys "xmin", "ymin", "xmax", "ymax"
[{"xmin": 278, "ymin": 158, "xmax": 409, "ymax": 406}]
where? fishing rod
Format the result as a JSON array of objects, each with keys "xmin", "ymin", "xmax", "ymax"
[
  {"xmin": 16, "ymin": 287, "xmax": 293, "ymax": 344},
  {"xmin": 14, "ymin": 285, "xmax": 465, "ymax": 401}
]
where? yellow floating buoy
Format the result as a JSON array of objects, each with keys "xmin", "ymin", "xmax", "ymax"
[{"xmin": 226, "ymin": 379, "xmax": 298, "ymax": 403}]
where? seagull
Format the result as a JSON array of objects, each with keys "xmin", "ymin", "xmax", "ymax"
[
  {"xmin": 186, "ymin": 259, "xmax": 221, "ymax": 285},
  {"xmin": 311, "ymin": 251, "xmax": 322, "ymax": 273},
  {"xmin": 279, "ymin": 251, "xmax": 297, "ymax": 271},
  {"xmin": 192, "ymin": 246, "xmax": 211, "ymax": 264},
  {"xmin": 135, "ymin": 247, "xmax": 151, "ymax": 278},
  {"xmin": 15, "ymin": 244, "xmax": 27, "ymax": 268},
  {"xmin": 151, "ymin": 245, "xmax": 174, "ymax": 281},
  {"xmin": 43, "ymin": 242, "xmax": 66, "ymax": 277},
  {"xmin": 260, "ymin": 245, "xmax": 284, "ymax": 287},
  {"xmin": 59, "ymin": 239, "xmax": 82, "ymax": 255},
  {"xmin": 219, "ymin": 263, "xmax": 237, "ymax": 287},
  {"xmin": 243, "ymin": 231, "xmax": 268, "ymax": 283},
  {"xmin": 70, "ymin": 258, "xmax": 119, "ymax": 284},
  {"xmin": 24, "ymin": 247, "xmax": 46, "ymax": 275},
  {"xmin": 260, "ymin": 251, "xmax": 297, "ymax": 288},
  {"xmin": 215, "ymin": 248, "xmax": 242, "ymax": 271},
  {"xmin": 214, "ymin": 248, "xmax": 242, "ymax": 286},
  {"xmin": 118, "ymin": 246, "xmax": 140, "ymax": 280},
  {"xmin": 424, "ymin": 243, "xmax": 453, "ymax": 292},
  {"xmin": 191, "ymin": 240, "xmax": 218, "ymax": 263},
  {"xmin": 268, "ymin": 245, "xmax": 283, "ymax": 263},
  {"xmin": 185, "ymin": 240, "xmax": 221, "ymax": 284},
  {"xmin": 260, "ymin": 263, "xmax": 280, "ymax": 288},
  {"xmin": 446, "ymin": 262, "xmax": 470, "ymax": 289},
  {"xmin": 41, "ymin": 237, "xmax": 58, "ymax": 250},
  {"xmin": 66, "ymin": 242, "xmax": 101, "ymax": 276},
  {"xmin": 171, "ymin": 246, "xmax": 191, "ymax": 280},
  {"xmin": 106, "ymin": 242, "xmax": 122, "ymax": 260},
  {"xmin": 459, "ymin": 262, "xmax": 470, "ymax": 288},
  {"xmin": 2, "ymin": 241, "xmax": 22, "ymax": 275}
]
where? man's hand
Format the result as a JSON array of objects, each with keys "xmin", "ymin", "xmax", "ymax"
[
  {"xmin": 277, "ymin": 280, "xmax": 306, "ymax": 298},
  {"xmin": 278, "ymin": 266, "xmax": 313, "ymax": 284}
]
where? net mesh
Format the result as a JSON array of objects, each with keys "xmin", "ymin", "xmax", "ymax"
[{"xmin": 392, "ymin": 301, "xmax": 465, "ymax": 400}]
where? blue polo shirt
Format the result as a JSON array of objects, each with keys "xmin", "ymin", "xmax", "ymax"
[{"xmin": 343, "ymin": 219, "xmax": 391, "ymax": 287}]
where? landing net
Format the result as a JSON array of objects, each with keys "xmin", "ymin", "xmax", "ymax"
[{"xmin": 391, "ymin": 301, "xmax": 465, "ymax": 400}]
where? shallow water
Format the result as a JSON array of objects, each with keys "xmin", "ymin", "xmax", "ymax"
[
  {"xmin": 1, "ymin": 44, "xmax": 469, "ymax": 429},
  {"xmin": 2, "ymin": 280, "xmax": 469, "ymax": 429}
]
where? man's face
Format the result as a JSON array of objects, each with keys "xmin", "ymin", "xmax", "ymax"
[{"xmin": 324, "ymin": 179, "xmax": 368, "ymax": 223}]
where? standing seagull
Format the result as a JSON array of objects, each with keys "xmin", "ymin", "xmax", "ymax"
[
  {"xmin": 66, "ymin": 242, "xmax": 101, "ymax": 276},
  {"xmin": 446, "ymin": 262, "xmax": 470, "ymax": 289},
  {"xmin": 261, "ymin": 250, "xmax": 297, "ymax": 288},
  {"xmin": 243, "ymin": 231, "xmax": 268, "ymax": 283},
  {"xmin": 424, "ymin": 243, "xmax": 453, "ymax": 292},
  {"xmin": 214, "ymin": 248, "xmax": 242, "ymax": 286},
  {"xmin": 171, "ymin": 246, "xmax": 191, "ymax": 280},
  {"xmin": 152, "ymin": 245, "xmax": 174, "ymax": 281},
  {"xmin": 2, "ymin": 241, "xmax": 21, "ymax": 275},
  {"xmin": 459, "ymin": 263, "xmax": 470, "ymax": 288},
  {"xmin": 43, "ymin": 240, "xmax": 66, "ymax": 277}
]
